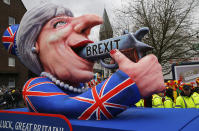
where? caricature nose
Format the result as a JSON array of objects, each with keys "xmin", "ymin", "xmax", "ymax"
[{"xmin": 73, "ymin": 14, "xmax": 103, "ymax": 35}]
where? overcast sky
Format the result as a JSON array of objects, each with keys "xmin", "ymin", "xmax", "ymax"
[
  {"xmin": 22, "ymin": 0, "xmax": 122, "ymax": 16},
  {"xmin": 21, "ymin": 0, "xmax": 122, "ymax": 41},
  {"xmin": 21, "ymin": 0, "xmax": 199, "ymax": 41}
]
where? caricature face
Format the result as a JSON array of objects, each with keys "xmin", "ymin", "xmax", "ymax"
[{"xmin": 36, "ymin": 14, "xmax": 103, "ymax": 85}]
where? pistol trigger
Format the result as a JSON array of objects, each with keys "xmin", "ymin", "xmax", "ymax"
[{"xmin": 100, "ymin": 59, "xmax": 118, "ymax": 69}]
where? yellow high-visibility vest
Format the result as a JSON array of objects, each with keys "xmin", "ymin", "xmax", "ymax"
[
  {"xmin": 175, "ymin": 95, "xmax": 195, "ymax": 108},
  {"xmin": 152, "ymin": 94, "xmax": 164, "ymax": 108},
  {"xmin": 164, "ymin": 96, "xmax": 175, "ymax": 108},
  {"xmin": 135, "ymin": 99, "xmax": 144, "ymax": 108},
  {"xmin": 192, "ymin": 92, "xmax": 199, "ymax": 108}
]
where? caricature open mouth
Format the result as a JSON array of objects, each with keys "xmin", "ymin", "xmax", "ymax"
[{"xmin": 71, "ymin": 40, "xmax": 94, "ymax": 60}]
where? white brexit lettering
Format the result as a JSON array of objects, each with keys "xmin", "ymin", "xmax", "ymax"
[{"xmin": 86, "ymin": 39, "xmax": 120, "ymax": 56}]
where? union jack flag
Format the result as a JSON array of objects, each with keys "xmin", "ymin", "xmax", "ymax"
[
  {"xmin": 71, "ymin": 71, "xmax": 138, "ymax": 120},
  {"xmin": 2, "ymin": 24, "xmax": 19, "ymax": 55},
  {"xmin": 22, "ymin": 77, "xmax": 68, "ymax": 113},
  {"xmin": 22, "ymin": 70, "xmax": 140, "ymax": 120}
]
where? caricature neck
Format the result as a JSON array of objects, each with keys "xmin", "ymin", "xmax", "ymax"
[{"xmin": 40, "ymin": 72, "xmax": 89, "ymax": 93}]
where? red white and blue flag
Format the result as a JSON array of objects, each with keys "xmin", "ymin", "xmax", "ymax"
[
  {"xmin": 2, "ymin": 24, "xmax": 19, "ymax": 55},
  {"xmin": 22, "ymin": 70, "xmax": 140, "ymax": 120}
]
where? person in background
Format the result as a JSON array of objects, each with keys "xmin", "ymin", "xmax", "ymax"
[
  {"xmin": 164, "ymin": 88, "xmax": 175, "ymax": 108},
  {"xmin": 192, "ymin": 86, "xmax": 199, "ymax": 108},
  {"xmin": 144, "ymin": 95, "xmax": 153, "ymax": 108},
  {"xmin": 12, "ymin": 89, "xmax": 21, "ymax": 108},
  {"xmin": 175, "ymin": 84, "xmax": 195, "ymax": 108},
  {"xmin": 152, "ymin": 93, "xmax": 164, "ymax": 108},
  {"xmin": 135, "ymin": 99, "xmax": 144, "ymax": 108}
]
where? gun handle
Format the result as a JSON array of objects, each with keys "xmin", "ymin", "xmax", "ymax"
[
  {"xmin": 99, "ymin": 48, "xmax": 139, "ymax": 69},
  {"xmin": 100, "ymin": 59, "xmax": 118, "ymax": 69}
]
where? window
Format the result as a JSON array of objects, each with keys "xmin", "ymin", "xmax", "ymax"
[
  {"xmin": 8, "ymin": 57, "xmax": 15, "ymax": 67},
  {"xmin": 9, "ymin": 16, "xmax": 15, "ymax": 26},
  {"xmin": 3, "ymin": 0, "xmax": 10, "ymax": 5},
  {"xmin": 8, "ymin": 77, "xmax": 15, "ymax": 88}
]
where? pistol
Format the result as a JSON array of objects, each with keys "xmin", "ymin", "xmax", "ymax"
[{"xmin": 77, "ymin": 27, "xmax": 153, "ymax": 69}]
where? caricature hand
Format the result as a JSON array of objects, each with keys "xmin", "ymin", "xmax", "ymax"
[{"xmin": 110, "ymin": 49, "xmax": 165, "ymax": 97}]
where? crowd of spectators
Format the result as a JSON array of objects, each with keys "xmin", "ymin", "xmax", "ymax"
[{"xmin": 135, "ymin": 78, "xmax": 199, "ymax": 108}]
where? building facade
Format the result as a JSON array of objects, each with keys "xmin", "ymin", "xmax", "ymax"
[
  {"xmin": 95, "ymin": 8, "xmax": 114, "ymax": 80},
  {"xmin": 0, "ymin": 0, "xmax": 28, "ymax": 91}
]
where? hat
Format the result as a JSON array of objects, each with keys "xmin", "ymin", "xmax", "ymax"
[
  {"xmin": 1, "ymin": 3, "xmax": 73, "ymax": 75},
  {"xmin": 196, "ymin": 78, "xmax": 199, "ymax": 84},
  {"xmin": 183, "ymin": 84, "xmax": 191, "ymax": 91},
  {"xmin": 2, "ymin": 24, "xmax": 19, "ymax": 55}
]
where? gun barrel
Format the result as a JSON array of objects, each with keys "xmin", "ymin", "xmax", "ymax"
[{"xmin": 77, "ymin": 34, "xmax": 135, "ymax": 61}]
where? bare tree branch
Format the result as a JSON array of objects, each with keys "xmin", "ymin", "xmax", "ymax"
[{"xmin": 113, "ymin": 0, "xmax": 199, "ymax": 77}]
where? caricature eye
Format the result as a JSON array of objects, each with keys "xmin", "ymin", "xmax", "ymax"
[{"xmin": 53, "ymin": 21, "xmax": 67, "ymax": 28}]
